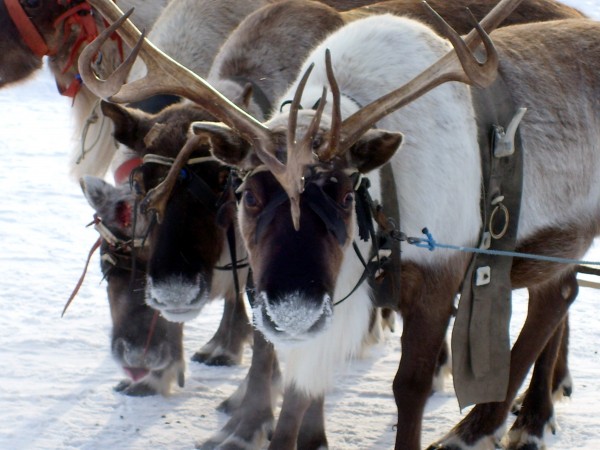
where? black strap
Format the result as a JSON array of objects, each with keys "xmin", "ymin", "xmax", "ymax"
[
  {"xmin": 179, "ymin": 167, "xmax": 219, "ymax": 210},
  {"xmin": 303, "ymin": 183, "xmax": 348, "ymax": 246}
]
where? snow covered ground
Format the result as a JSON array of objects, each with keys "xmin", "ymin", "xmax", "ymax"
[{"xmin": 1, "ymin": 2, "xmax": 599, "ymax": 449}]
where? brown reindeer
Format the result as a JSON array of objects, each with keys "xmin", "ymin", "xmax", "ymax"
[
  {"xmin": 79, "ymin": 0, "xmax": 584, "ymax": 450},
  {"xmin": 80, "ymin": 175, "xmax": 185, "ymax": 396}
]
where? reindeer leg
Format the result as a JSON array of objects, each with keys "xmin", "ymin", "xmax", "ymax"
[
  {"xmin": 432, "ymin": 338, "xmax": 452, "ymax": 394},
  {"xmin": 297, "ymin": 396, "xmax": 328, "ymax": 450},
  {"xmin": 192, "ymin": 291, "xmax": 253, "ymax": 366},
  {"xmin": 197, "ymin": 330, "xmax": 279, "ymax": 450},
  {"xmin": 512, "ymin": 315, "xmax": 572, "ymax": 416},
  {"xmin": 394, "ymin": 266, "xmax": 457, "ymax": 450},
  {"xmin": 269, "ymin": 385, "xmax": 313, "ymax": 450},
  {"xmin": 551, "ymin": 314, "xmax": 572, "ymax": 400},
  {"xmin": 429, "ymin": 270, "xmax": 578, "ymax": 450},
  {"xmin": 505, "ymin": 317, "xmax": 566, "ymax": 449}
]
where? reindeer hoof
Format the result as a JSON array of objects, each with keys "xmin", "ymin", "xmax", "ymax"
[
  {"xmin": 114, "ymin": 380, "xmax": 158, "ymax": 396},
  {"xmin": 114, "ymin": 379, "xmax": 132, "ymax": 392},
  {"xmin": 427, "ymin": 445, "xmax": 461, "ymax": 450},
  {"xmin": 216, "ymin": 398, "xmax": 237, "ymax": 415},
  {"xmin": 507, "ymin": 444, "xmax": 541, "ymax": 450},
  {"xmin": 192, "ymin": 351, "xmax": 238, "ymax": 366}
]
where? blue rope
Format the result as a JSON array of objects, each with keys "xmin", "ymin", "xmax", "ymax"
[{"xmin": 407, "ymin": 228, "xmax": 600, "ymax": 266}]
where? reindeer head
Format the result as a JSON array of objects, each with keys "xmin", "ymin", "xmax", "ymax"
[
  {"xmin": 80, "ymin": 176, "xmax": 184, "ymax": 395},
  {"xmin": 0, "ymin": 0, "xmax": 121, "ymax": 94},
  {"xmin": 100, "ymin": 100, "xmax": 237, "ymax": 322}
]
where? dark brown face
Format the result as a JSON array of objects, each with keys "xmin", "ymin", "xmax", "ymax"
[
  {"xmin": 102, "ymin": 101, "xmax": 233, "ymax": 323},
  {"xmin": 81, "ymin": 175, "xmax": 183, "ymax": 387},
  {"xmin": 135, "ymin": 157, "xmax": 230, "ymax": 322},
  {"xmin": 239, "ymin": 164, "xmax": 356, "ymax": 345}
]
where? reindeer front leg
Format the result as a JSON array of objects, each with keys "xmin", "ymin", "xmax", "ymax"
[
  {"xmin": 394, "ymin": 263, "xmax": 457, "ymax": 450},
  {"xmin": 198, "ymin": 330, "xmax": 279, "ymax": 450},
  {"xmin": 269, "ymin": 385, "xmax": 313, "ymax": 450},
  {"xmin": 297, "ymin": 396, "xmax": 327, "ymax": 450},
  {"xmin": 429, "ymin": 270, "xmax": 578, "ymax": 450}
]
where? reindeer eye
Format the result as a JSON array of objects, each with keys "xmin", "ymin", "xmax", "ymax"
[
  {"xmin": 243, "ymin": 190, "xmax": 259, "ymax": 208},
  {"xmin": 341, "ymin": 192, "xmax": 354, "ymax": 209},
  {"xmin": 311, "ymin": 137, "xmax": 322, "ymax": 150}
]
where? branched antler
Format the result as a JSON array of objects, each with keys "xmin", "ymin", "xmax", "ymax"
[{"xmin": 80, "ymin": 0, "xmax": 273, "ymax": 154}]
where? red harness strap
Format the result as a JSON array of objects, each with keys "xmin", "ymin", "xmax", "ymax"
[
  {"xmin": 5, "ymin": 0, "xmax": 124, "ymax": 100},
  {"xmin": 5, "ymin": 0, "xmax": 51, "ymax": 56},
  {"xmin": 53, "ymin": 3, "xmax": 99, "ymax": 74}
]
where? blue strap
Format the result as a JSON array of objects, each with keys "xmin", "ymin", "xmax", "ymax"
[{"xmin": 407, "ymin": 228, "xmax": 600, "ymax": 266}]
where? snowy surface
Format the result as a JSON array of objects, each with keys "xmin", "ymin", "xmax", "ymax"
[{"xmin": 1, "ymin": 2, "xmax": 599, "ymax": 449}]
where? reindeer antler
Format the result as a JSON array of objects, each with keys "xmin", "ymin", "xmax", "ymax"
[
  {"xmin": 283, "ymin": 63, "xmax": 329, "ymax": 230},
  {"xmin": 138, "ymin": 135, "xmax": 201, "ymax": 223},
  {"xmin": 80, "ymin": 0, "xmax": 274, "ymax": 156},
  {"xmin": 315, "ymin": 0, "xmax": 523, "ymax": 161},
  {"xmin": 81, "ymin": 0, "xmax": 289, "ymax": 222}
]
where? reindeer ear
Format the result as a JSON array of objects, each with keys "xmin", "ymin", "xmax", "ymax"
[
  {"xmin": 80, "ymin": 176, "xmax": 133, "ymax": 230},
  {"xmin": 191, "ymin": 121, "xmax": 254, "ymax": 168},
  {"xmin": 101, "ymin": 100, "xmax": 152, "ymax": 151},
  {"xmin": 348, "ymin": 129, "xmax": 403, "ymax": 173}
]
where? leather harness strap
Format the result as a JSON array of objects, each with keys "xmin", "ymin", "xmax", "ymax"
[{"xmin": 452, "ymin": 71, "xmax": 525, "ymax": 409}]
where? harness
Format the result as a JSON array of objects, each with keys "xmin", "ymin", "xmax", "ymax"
[
  {"xmin": 451, "ymin": 71, "xmax": 526, "ymax": 409},
  {"xmin": 62, "ymin": 214, "xmax": 148, "ymax": 317},
  {"xmin": 6, "ymin": 0, "xmax": 123, "ymax": 99}
]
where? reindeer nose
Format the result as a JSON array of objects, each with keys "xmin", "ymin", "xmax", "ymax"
[{"xmin": 257, "ymin": 291, "xmax": 333, "ymax": 340}]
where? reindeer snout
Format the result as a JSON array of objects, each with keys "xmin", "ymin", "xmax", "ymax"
[{"xmin": 254, "ymin": 291, "xmax": 333, "ymax": 345}]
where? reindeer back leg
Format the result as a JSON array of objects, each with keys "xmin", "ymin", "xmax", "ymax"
[{"xmin": 429, "ymin": 269, "xmax": 578, "ymax": 450}]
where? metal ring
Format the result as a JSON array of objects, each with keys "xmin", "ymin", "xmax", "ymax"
[{"xmin": 489, "ymin": 202, "xmax": 509, "ymax": 240}]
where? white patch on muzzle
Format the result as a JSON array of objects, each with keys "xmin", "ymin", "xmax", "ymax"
[
  {"xmin": 253, "ymin": 291, "xmax": 333, "ymax": 345},
  {"xmin": 146, "ymin": 275, "xmax": 208, "ymax": 322}
]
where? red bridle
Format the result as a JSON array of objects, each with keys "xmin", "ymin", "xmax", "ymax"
[
  {"xmin": 5, "ymin": 0, "xmax": 51, "ymax": 56},
  {"xmin": 5, "ymin": 0, "xmax": 123, "ymax": 98}
]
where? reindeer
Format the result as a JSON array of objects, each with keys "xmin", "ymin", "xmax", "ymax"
[
  {"xmin": 192, "ymin": 9, "xmax": 597, "ymax": 450},
  {"xmin": 77, "ymin": 0, "xmax": 588, "ymax": 446},
  {"xmin": 80, "ymin": 175, "xmax": 185, "ymax": 396},
  {"xmin": 92, "ymin": 0, "xmax": 356, "ymax": 370}
]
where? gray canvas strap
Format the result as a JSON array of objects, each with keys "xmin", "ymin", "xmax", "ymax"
[{"xmin": 452, "ymin": 71, "xmax": 525, "ymax": 409}]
